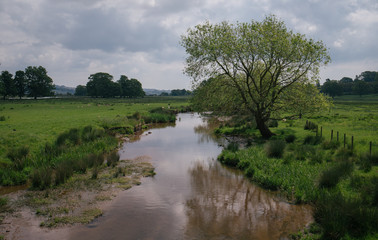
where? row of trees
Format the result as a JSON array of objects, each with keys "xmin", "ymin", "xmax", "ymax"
[
  {"xmin": 321, "ymin": 71, "xmax": 378, "ymax": 97},
  {"xmin": 0, "ymin": 66, "xmax": 55, "ymax": 99},
  {"xmin": 75, "ymin": 72, "xmax": 145, "ymax": 98},
  {"xmin": 159, "ymin": 89, "xmax": 192, "ymax": 96}
]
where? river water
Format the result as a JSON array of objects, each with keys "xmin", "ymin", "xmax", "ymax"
[{"xmin": 66, "ymin": 113, "xmax": 313, "ymax": 240}]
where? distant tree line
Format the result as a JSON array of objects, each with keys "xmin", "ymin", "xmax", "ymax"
[
  {"xmin": 0, "ymin": 66, "xmax": 55, "ymax": 100},
  {"xmin": 74, "ymin": 72, "xmax": 145, "ymax": 98},
  {"xmin": 159, "ymin": 89, "xmax": 192, "ymax": 96},
  {"xmin": 321, "ymin": 71, "xmax": 378, "ymax": 98}
]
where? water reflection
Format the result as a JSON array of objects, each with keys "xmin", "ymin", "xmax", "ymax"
[{"xmin": 185, "ymin": 161, "xmax": 313, "ymax": 240}]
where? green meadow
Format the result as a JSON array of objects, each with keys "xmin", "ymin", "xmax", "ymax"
[
  {"xmin": 0, "ymin": 96, "xmax": 189, "ymax": 187},
  {"xmin": 0, "ymin": 97, "xmax": 189, "ymax": 162},
  {"xmin": 216, "ymin": 94, "xmax": 378, "ymax": 240}
]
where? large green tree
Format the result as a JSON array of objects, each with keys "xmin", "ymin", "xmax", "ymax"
[
  {"xmin": 0, "ymin": 71, "xmax": 15, "ymax": 99},
  {"xmin": 321, "ymin": 79, "xmax": 343, "ymax": 98},
  {"xmin": 74, "ymin": 85, "xmax": 87, "ymax": 96},
  {"xmin": 14, "ymin": 70, "xmax": 27, "ymax": 99},
  {"xmin": 117, "ymin": 75, "xmax": 145, "ymax": 98},
  {"xmin": 181, "ymin": 15, "xmax": 330, "ymax": 138},
  {"xmin": 86, "ymin": 72, "xmax": 116, "ymax": 98},
  {"xmin": 25, "ymin": 66, "xmax": 55, "ymax": 99}
]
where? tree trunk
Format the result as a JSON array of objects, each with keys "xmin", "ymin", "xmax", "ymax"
[{"xmin": 255, "ymin": 116, "xmax": 275, "ymax": 139}]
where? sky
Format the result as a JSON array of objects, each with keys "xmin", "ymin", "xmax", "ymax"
[{"xmin": 0, "ymin": 0, "xmax": 377, "ymax": 89}]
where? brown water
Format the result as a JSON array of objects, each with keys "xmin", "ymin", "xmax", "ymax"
[{"xmin": 66, "ymin": 113, "xmax": 313, "ymax": 240}]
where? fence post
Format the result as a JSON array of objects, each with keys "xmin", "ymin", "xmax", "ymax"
[
  {"xmin": 331, "ymin": 130, "xmax": 333, "ymax": 141},
  {"xmin": 370, "ymin": 141, "xmax": 372, "ymax": 157},
  {"xmin": 351, "ymin": 136, "xmax": 354, "ymax": 151},
  {"xmin": 316, "ymin": 126, "xmax": 318, "ymax": 137},
  {"xmin": 337, "ymin": 131, "xmax": 339, "ymax": 142}
]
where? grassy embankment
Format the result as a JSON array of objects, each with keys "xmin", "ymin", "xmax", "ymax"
[
  {"xmin": 0, "ymin": 96, "xmax": 190, "ymax": 187},
  {"xmin": 0, "ymin": 96, "xmax": 189, "ymax": 232},
  {"xmin": 215, "ymin": 94, "xmax": 378, "ymax": 240}
]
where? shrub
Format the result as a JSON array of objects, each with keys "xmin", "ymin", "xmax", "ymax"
[
  {"xmin": 303, "ymin": 135, "xmax": 323, "ymax": 145},
  {"xmin": 67, "ymin": 128, "xmax": 80, "ymax": 145},
  {"xmin": 0, "ymin": 116, "xmax": 6, "ymax": 121},
  {"xmin": 321, "ymin": 140, "xmax": 340, "ymax": 150},
  {"xmin": 106, "ymin": 150, "xmax": 120, "ymax": 167},
  {"xmin": 31, "ymin": 166, "xmax": 53, "ymax": 190},
  {"xmin": 358, "ymin": 153, "xmax": 373, "ymax": 172},
  {"xmin": 91, "ymin": 166, "xmax": 99, "ymax": 179},
  {"xmin": 284, "ymin": 134, "xmax": 296, "ymax": 143},
  {"xmin": 218, "ymin": 150, "xmax": 239, "ymax": 167},
  {"xmin": 318, "ymin": 161, "xmax": 354, "ymax": 188},
  {"xmin": 314, "ymin": 191, "xmax": 378, "ymax": 239},
  {"xmin": 264, "ymin": 140, "xmax": 286, "ymax": 158},
  {"xmin": 225, "ymin": 142, "xmax": 239, "ymax": 152},
  {"xmin": 334, "ymin": 147, "xmax": 354, "ymax": 161},
  {"xmin": 54, "ymin": 161, "xmax": 74, "ymax": 186},
  {"xmin": 0, "ymin": 169, "xmax": 28, "ymax": 186},
  {"xmin": 267, "ymin": 119, "xmax": 278, "ymax": 128},
  {"xmin": 6, "ymin": 145, "xmax": 29, "ymax": 170},
  {"xmin": 304, "ymin": 121, "xmax": 318, "ymax": 131}
]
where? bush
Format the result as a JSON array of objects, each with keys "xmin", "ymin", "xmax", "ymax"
[
  {"xmin": 225, "ymin": 142, "xmax": 239, "ymax": 152},
  {"xmin": 284, "ymin": 134, "xmax": 296, "ymax": 143},
  {"xmin": 0, "ymin": 116, "xmax": 6, "ymax": 121},
  {"xmin": 267, "ymin": 119, "xmax": 278, "ymax": 128},
  {"xmin": 31, "ymin": 166, "xmax": 53, "ymax": 190},
  {"xmin": 321, "ymin": 140, "xmax": 340, "ymax": 150},
  {"xmin": 264, "ymin": 140, "xmax": 286, "ymax": 158},
  {"xmin": 334, "ymin": 147, "xmax": 354, "ymax": 161},
  {"xmin": 304, "ymin": 121, "xmax": 318, "ymax": 131},
  {"xmin": 106, "ymin": 150, "xmax": 120, "ymax": 167},
  {"xmin": 303, "ymin": 135, "xmax": 323, "ymax": 145},
  {"xmin": 314, "ymin": 191, "xmax": 378, "ymax": 239},
  {"xmin": 358, "ymin": 153, "xmax": 373, "ymax": 172},
  {"xmin": 54, "ymin": 161, "xmax": 74, "ymax": 186},
  {"xmin": 0, "ymin": 169, "xmax": 28, "ymax": 186},
  {"xmin": 218, "ymin": 150, "xmax": 239, "ymax": 167},
  {"xmin": 6, "ymin": 145, "xmax": 29, "ymax": 170},
  {"xmin": 318, "ymin": 161, "xmax": 354, "ymax": 188}
]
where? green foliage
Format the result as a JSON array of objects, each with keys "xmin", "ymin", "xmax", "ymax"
[
  {"xmin": 30, "ymin": 166, "xmax": 53, "ymax": 190},
  {"xmin": 303, "ymin": 135, "xmax": 323, "ymax": 145},
  {"xmin": 314, "ymin": 190, "xmax": 378, "ymax": 239},
  {"xmin": 264, "ymin": 140, "xmax": 286, "ymax": 158},
  {"xmin": 6, "ymin": 145, "xmax": 29, "ymax": 170},
  {"xmin": 25, "ymin": 66, "xmax": 54, "ymax": 99},
  {"xmin": 284, "ymin": 134, "xmax": 296, "ymax": 143},
  {"xmin": 318, "ymin": 161, "xmax": 354, "ymax": 188},
  {"xmin": 182, "ymin": 15, "xmax": 330, "ymax": 138},
  {"xmin": 106, "ymin": 150, "xmax": 120, "ymax": 167},
  {"xmin": 218, "ymin": 150, "xmax": 239, "ymax": 167},
  {"xmin": 304, "ymin": 121, "xmax": 318, "ymax": 131}
]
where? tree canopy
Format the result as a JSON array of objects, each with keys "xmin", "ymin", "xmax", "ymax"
[
  {"xmin": 181, "ymin": 15, "xmax": 330, "ymax": 138},
  {"xmin": 25, "ymin": 66, "xmax": 55, "ymax": 99}
]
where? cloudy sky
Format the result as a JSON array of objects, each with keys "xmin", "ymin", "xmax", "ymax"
[{"xmin": 0, "ymin": 0, "xmax": 377, "ymax": 89}]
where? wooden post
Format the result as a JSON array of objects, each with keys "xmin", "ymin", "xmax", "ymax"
[
  {"xmin": 351, "ymin": 136, "xmax": 354, "ymax": 151},
  {"xmin": 337, "ymin": 131, "xmax": 339, "ymax": 142},
  {"xmin": 331, "ymin": 130, "xmax": 333, "ymax": 140},
  {"xmin": 370, "ymin": 141, "xmax": 372, "ymax": 157}
]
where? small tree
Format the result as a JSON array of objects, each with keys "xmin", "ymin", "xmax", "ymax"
[
  {"xmin": 181, "ymin": 15, "xmax": 330, "ymax": 138},
  {"xmin": 25, "ymin": 66, "xmax": 55, "ymax": 99}
]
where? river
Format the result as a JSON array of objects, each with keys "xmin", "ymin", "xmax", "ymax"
[{"xmin": 65, "ymin": 113, "xmax": 312, "ymax": 240}]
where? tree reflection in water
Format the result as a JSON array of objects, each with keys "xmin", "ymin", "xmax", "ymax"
[{"xmin": 185, "ymin": 161, "xmax": 313, "ymax": 240}]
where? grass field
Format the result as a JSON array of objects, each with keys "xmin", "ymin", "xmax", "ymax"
[
  {"xmin": 0, "ymin": 96, "xmax": 190, "ymax": 187},
  {"xmin": 216, "ymin": 94, "xmax": 378, "ymax": 240},
  {"xmin": 0, "ymin": 96, "xmax": 189, "ymax": 163}
]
